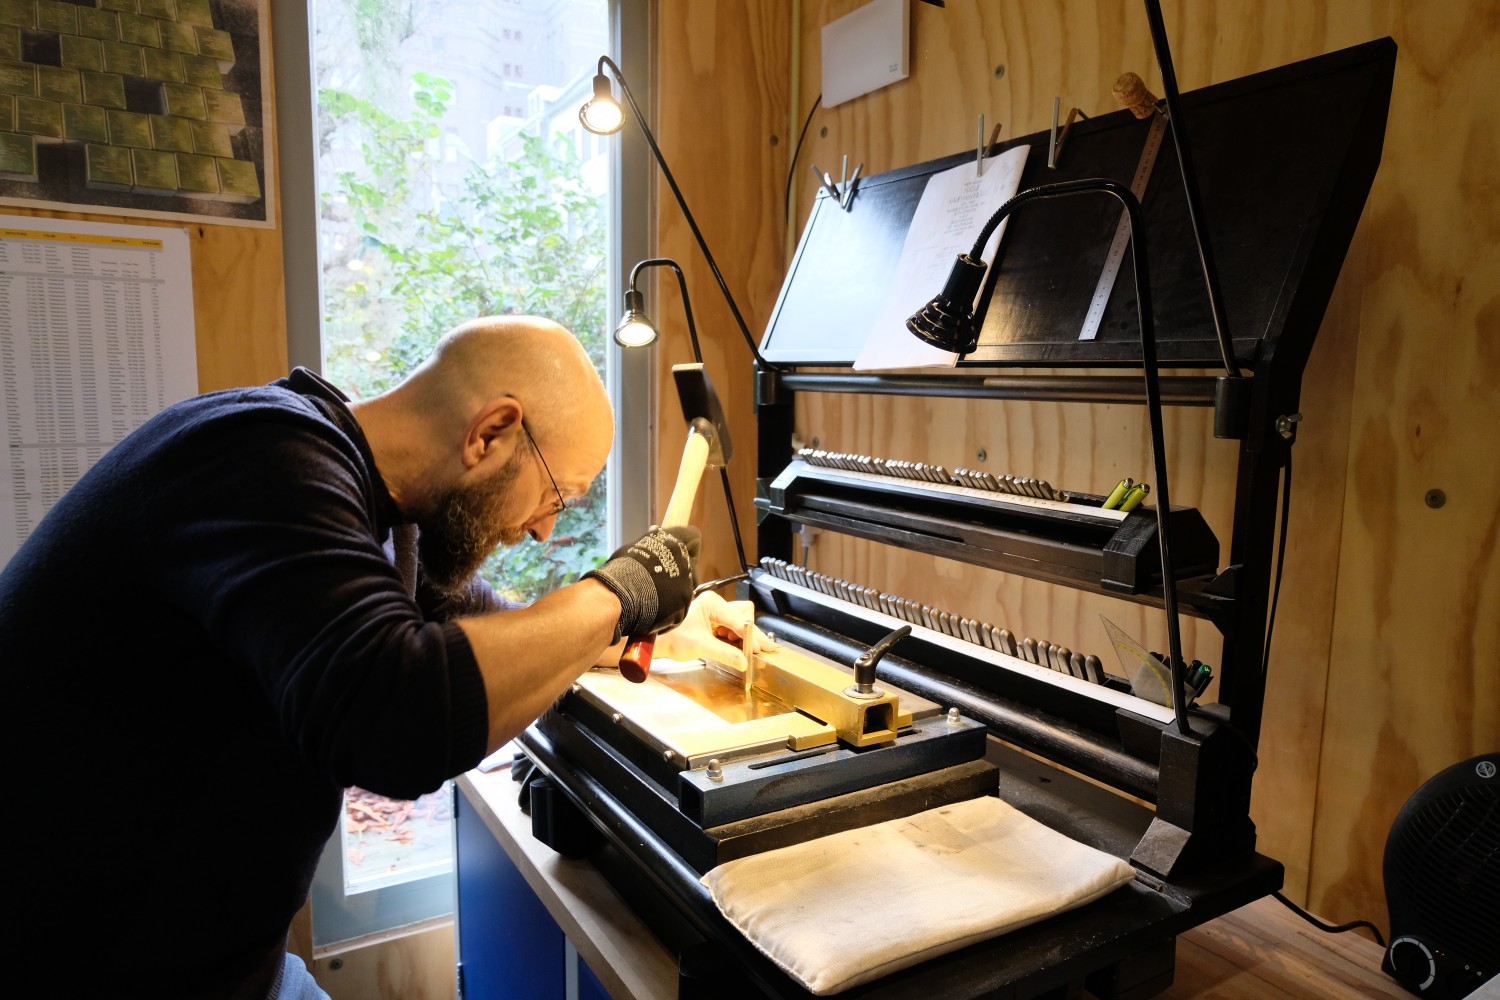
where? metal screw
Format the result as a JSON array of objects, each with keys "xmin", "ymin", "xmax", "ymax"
[
  {"xmin": 976, "ymin": 448, "xmax": 987, "ymax": 462},
  {"xmin": 770, "ymin": 134, "xmax": 780, "ymax": 146},
  {"xmin": 811, "ymin": 436, "xmax": 820, "ymax": 448},
  {"xmin": 820, "ymin": 126, "xmax": 828, "ymax": 138},
  {"xmin": 947, "ymin": 706, "xmax": 962, "ymax": 725},
  {"xmin": 707, "ymin": 759, "xmax": 724, "ymax": 782},
  {"xmin": 1425, "ymin": 489, "xmax": 1447, "ymax": 509},
  {"xmin": 994, "ymin": 65, "xmax": 1006, "ymax": 79},
  {"xmin": 329, "ymin": 959, "xmax": 344, "ymax": 971},
  {"xmin": 611, "ymin": 712, "xmax": 622, "ymax": 723},
  {"xmin": 664, "ymin": 750, "xmax": 676, "ymax": 762}
]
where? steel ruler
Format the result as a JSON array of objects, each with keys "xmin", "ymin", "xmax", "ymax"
[{"xmin": 1078, "ymin": 112, "xmax": 1168, "ymax": 341}]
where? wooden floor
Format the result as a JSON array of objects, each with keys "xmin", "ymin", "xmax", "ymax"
[{"xmin": 459, "ymin": 769, "xmax": 1409, "ymax": 999}]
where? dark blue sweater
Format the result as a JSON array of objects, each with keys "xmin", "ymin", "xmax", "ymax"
[{"xmin": 2, "ymin": 369, "xmax": 489, "ymax": 998}]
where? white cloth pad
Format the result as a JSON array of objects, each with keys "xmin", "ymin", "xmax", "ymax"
[{"xmin": 700, "ymin": 795, "xmax": 1139, "ymax": 995}]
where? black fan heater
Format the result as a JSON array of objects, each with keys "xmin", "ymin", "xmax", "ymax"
[{"xmin": 1382, "ymin": 753, "xmax": 1499, "ymax": 998}]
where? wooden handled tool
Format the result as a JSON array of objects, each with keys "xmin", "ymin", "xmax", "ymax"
[{"xmin": 618, "ymin": 364, "xmax": 732, "ymax": 683}]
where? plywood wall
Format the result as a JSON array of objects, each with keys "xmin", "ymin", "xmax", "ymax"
[{"xmin": 654, "ymin": 0, "xmax": 1499, "ymax": 933}]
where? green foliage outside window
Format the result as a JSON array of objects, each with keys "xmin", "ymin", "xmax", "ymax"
[{"xmin": 317, "ymin": 73, "xmax": 609, "ymax": 602}]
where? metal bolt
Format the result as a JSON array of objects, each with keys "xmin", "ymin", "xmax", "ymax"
[
  {"xmin": 976, "ymin": 448, "xmax": 987, "ymax": 462},
  {"xmin": 994, "ymin": 65, "xmax": 1006, "ymax": 79},
  {"xmin": 1425, "ymin": 489, "xmax": 1447, "ymax": 509},
  {"xmin": 1275, "ymin": 412, "xmax": 1303, "ymax": 440},
  {"xmin": 611, "ymin": 712, "xmax": 622, "ymax": 723},
  {"xmin": 707, "ymin": 759, "xmax": 724, "ymax": 782},
  {"xmin": 664, "ymin": 750, "xmax": 676, "ymax": 762},
  {"xmin": 947, "ymin": 706, "xmax": 962, "ymax": 725}
]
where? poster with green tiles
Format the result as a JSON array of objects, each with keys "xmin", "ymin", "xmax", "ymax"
[{"xmin": 0, "ymin": 0, "xmax": 268, "ymax": 226}]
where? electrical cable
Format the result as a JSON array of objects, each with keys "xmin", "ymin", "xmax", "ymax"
[
  {"xmin": 784, "ymin": 94, "xmax": 823, "ymax": 232},
  {"xmin": 1273, "ymin": 891, "xmax": 1388, "ymax": 948},
  {"xmin": 1261, "ymin": 451, "xmax": 1293, "ymax": 680}
]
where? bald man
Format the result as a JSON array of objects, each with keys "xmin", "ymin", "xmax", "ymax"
[{"xmin": 1, "ymin": 316, "xmax": 743, "ymax": 999}]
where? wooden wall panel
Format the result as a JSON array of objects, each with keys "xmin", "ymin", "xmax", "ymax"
[
  {"xmin": 652, "ymin": 0, "xmax": 1496, "ymax": 933},
  {"xmin": 652, "ymin": 1, "xmax": 791, "ymax": 583}
]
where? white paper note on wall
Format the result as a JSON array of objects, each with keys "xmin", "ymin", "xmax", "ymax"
[
  {"xmin": 0, "ymin": 215, "xmax": 197, "ymax": 565},
  {"xmin": 854, "ymin": 144, "xmax": 1029, "ymax": 370}
]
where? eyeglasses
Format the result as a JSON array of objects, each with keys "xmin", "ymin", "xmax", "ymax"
[{"xmin": 520, "ymin": 417, "xmax": 569, "ymax": 516}]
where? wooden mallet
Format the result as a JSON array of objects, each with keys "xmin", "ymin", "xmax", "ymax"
[{"xmin": 618, "ymin": 363, "xmax": 733, "ymax": 682}]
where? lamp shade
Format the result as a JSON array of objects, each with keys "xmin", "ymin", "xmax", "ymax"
[
  {"xmin": 905, "ymin": 252, "xmax": 988, "ymax": 354},
  {"xmin": 614, "ymin": 288, "xmax": 658, "ymax": 347},
  {"xmin": 579, "ymin": 73, "xmax": 624, "ymax": 134}
]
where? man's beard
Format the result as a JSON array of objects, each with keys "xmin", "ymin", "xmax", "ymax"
[{"xmin": 417, "ymin": 449, "xmax": 529, "ymax": 594}]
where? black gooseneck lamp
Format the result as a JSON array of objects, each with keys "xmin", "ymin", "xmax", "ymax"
[
  {"xmin": 581, "ymin": 55, "xmax": 774, "ymax": 370},
  {"xmin": 907, "ymin": 177, "xmax": 1194, "ymax": 737},
  {"xmin": 613, "ymin": 256, "xmax": 749, "ymax": 572}
]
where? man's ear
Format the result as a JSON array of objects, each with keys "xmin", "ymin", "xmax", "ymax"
[{"xmin": 461, "ymin": 396, "xmax": 523, "ymax": 470}]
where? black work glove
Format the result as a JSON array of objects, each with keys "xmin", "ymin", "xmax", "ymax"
[{"xmin": 584, "ymin": 525, "xmax": 701, "ymax": 643}]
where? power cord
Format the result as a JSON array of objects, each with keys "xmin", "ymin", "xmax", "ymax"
[
  {"xmin": 1259, "ymin": 453, "xmax": 1388, "ymax": 948},
  {"xmin": 784, "ymin": 94, "xmax": 823, "ymax": 230},
  {"xmin": 1273, "ymin": 891, "xmax": 1388, "ymax": 948}
]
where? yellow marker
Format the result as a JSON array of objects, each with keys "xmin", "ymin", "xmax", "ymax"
[
  {"xmin": 1119, "ymin": 483, "xmax": 1151, "ymax": 511},
  {"xmin": 1102, "ymin": 477, "xmax": 1134, "ymax": 510}
]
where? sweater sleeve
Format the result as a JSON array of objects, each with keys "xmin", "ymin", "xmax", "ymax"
[{"xmin": 148, "ymin": 399, "xmax": 489, "ymax": 799}]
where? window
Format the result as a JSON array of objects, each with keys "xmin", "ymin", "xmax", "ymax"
[{"xmin": 286, "ymin": 0, "xmax": 633, "ymax": 953}]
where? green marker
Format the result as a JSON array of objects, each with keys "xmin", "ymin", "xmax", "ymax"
[
  {"xmin": 1119, "ymin": 482, "xmax": 1151, "ymax": 511},
  {"xmin": 1102, "ymin": 477, "xmax": 1134, "ymax": 510}
]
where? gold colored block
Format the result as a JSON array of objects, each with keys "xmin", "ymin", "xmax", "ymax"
[
  {"xmin": 161, "ymin": 81, "xmax": 204, "ymax": 118},
  {"xmin": 215, "ymin": 156, "xmax": 259, "ymax": 201},
  {"xmin": 193, "ymin": 25, "xmax": 233, "ymax": 65},
  {"xmin": 181, "ymin": 53, "xmax": 221, "ymax": 90},
  {"xmin": 0, "ymin": 26, "xmax": 20, "ymax": 60},
  {"xmin": 157, "ymin": 18, "xmax": 195, "ymax": 54},
  {"xmin": 16, "ymin": 96, "xmax": 62, "ymax": 140},
  {"xmin": 138, "ymin": 0, "xmax": 175, "ymax": 18},
  {"xmin": 106, "ymin": 107, "xmax": 150, "ymax": 147},
  {"xmin": 62, "ymin": 102, "xmax": 109, "ymax": 143},
  {"xmin": 79, "ymin": 7, "xmax": 118, "ymax": 41},
  {"xmin": 149, "ymin": 113, "xmax": 192, "ymax": 152},
  {"xmin": 143, "ymin": 46, "xmax": 183, "ymax": 84},
  {"xmin": 0, "ymin": 1, "xmax": 34, "ymax": 30},
  {"xmin": 131, "ymin": 145, "xmax": 177, "ymax": 193},
  {"xmin": 85, "ymin": 141, "xmax": 132, "ymax": 188},
  {"xmin": 117, "ymin": 12, "xmax": 159, "ymax": 47},
  {"xmin": 80, "ymin": 70, "xmax": 125, "ymax": 109},
  {"xmin": 36, "ymin": 65, "xmax": 80, "ymax": 105},
  {"xmin": 101, "ymin": 40, "xmax": 144, "ymax": 77},
  {"xmin": 0, "ymin": 93, "xmax": 12, "ymax": 130},
  {"xmin": 99, "ymin": 0, "xmax": 136, "ymax": 13},
  {"xmin": 0, "ymin": 129, "xmax": 36, "ymax": 180},
  {"xmin": 0, "ymin": 58, "xmax": 33, "ymax": 96},
  {"xmin": 174, "ymin": 151, "xmax": 216, "ymax": 194},
  {"xmin": 35, "ymin": 0, "xmax": 75, "ymax": 34},
  {"xmin": 188, "ymin": 116, "xmax": 229, "ymax": 157},
  {"xmin": 60, "ymin": 35, "xmax": 104, "ymax": 73},
  {"xmin": 749, "ymin": 645, "xmax": 913, "ymax": 747},
  {"xmin": 202, "ymin": 87, "xmax": 243, "ymax": 130},
  {"xmin": 174, "ymin": 0, "xmax": 211, "ymax": 27}
]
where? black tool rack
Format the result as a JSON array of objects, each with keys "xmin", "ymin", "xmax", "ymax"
[{"xmin": 521, "ymin": 36, "xmax": 1396, "ymax": 1000}]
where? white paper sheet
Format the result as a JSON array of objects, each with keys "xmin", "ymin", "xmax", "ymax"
[
  {"xmin": 0, "ymin": 216, "xmax": 197, "ymax": 565},
  {"xmin": 854, "ymin": 145, "xmax": 1029, "ymax": 370}
]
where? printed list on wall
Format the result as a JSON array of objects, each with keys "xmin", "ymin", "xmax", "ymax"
[{"xmin": 0, "ymin": 214, "xmax": 195, "ymax": 564}]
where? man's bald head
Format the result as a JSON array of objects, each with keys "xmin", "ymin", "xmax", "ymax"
[
  {"xmin": 407, "ymin": 316, "xmax": 613, "ymax": 449},
  {"xmin": 356, "ymin": 316, "xmax": 614, "ymax": 549}
]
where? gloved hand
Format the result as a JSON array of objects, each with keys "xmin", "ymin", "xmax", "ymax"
[{"xmin": 585, "ymin": 525, "xmax": 701, "ymax": 643}]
